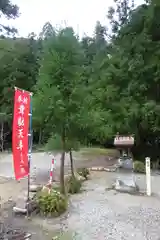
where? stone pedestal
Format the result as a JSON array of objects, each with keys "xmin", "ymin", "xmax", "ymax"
[
  {"xmin": 114, "ymin": 157, "xmax": 139, "ymax": 193},
  {"xmin": 114, "ymin": 173, "xmax": 139, "ymax": 193}
]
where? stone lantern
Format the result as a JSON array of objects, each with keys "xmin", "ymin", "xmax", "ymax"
[
  {"xmin": 113, "ymin": 134, "xmax": 138, "ymax": 193},
  {"xmin": 114, "ymin": 134, "xmax": 134, "ymax": 169}
]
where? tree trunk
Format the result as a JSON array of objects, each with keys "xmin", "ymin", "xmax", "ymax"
[
  {"xmin": 69, "ymin": 149, "xmax": 75, "ymax": 177},
  {"xmin": 60, "ymin": 132, "xmax": 65, "ymax": 195},
  {"xmin": 38, "ymin": 128, "xmax": 42, "ymax": 145},
  {"xmin": 60, "ymin": 151, "xmax": 65, "ymax": 194}
]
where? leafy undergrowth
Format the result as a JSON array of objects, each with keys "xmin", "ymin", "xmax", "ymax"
[
  {"xmin": 35, "ymin": 175, "xmax": 84, "ymax": 217},
  {"xmin": 80, "ymin": 147, "xmax": 118, "ymax": 158},
  {"xmin": 36, "ymin": 189, "xmax": 68, "ymax": 217},
  {"xmin": 66, "ymin": 175, "xmax": 82, "ymax": 194},
  {"xmin": 77, "ymin": 167, "xmax": 90, "ymax": 180},
  {"xmin": 134, "ymin": 161, "xmax": 145, "ymax": 173}
]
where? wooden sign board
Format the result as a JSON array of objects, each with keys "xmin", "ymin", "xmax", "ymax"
[{"xmin": 114, "ymin": 136, "xmax": 134, "ymax": 146}]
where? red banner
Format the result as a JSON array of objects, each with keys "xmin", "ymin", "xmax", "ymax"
[{"xmin": 12, "ymin": 88, "xmax": 31, "ymax": 180}]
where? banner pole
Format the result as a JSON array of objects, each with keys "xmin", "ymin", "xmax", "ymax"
[{"xmin": 27, "ymin": 93, "xmax": 33, "ymax": 216}]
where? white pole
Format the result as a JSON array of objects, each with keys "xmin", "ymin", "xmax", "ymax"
[{"xmin": 145, "ymin": 157, "xmax": 151, "ymax": 196}]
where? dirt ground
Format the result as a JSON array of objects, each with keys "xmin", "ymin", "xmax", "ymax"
[
  {"xmin": 0, "ymin": 149, "xmax": 118, "ymax": 202},
  {"xmin": 2, "ymin": 149, "xmax": 160, "ymax": 239},
  {"xmin": 0, "ymin": 201, "xmax": 55, "ymax": 239},
  {"xmin": 75, "ymin": 155, "xmax": 117, "ymax": 168},
  {"xmin": 0, "ymin": 152, "xmax": 117, "ymax": 239},
  {"xmin": 0, "ymin": 154, "xmax": 116, "ymax": 203}
]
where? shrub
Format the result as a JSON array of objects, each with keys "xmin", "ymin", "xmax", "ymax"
[
  {"xmin": 77, "ymin": 167, "xmax": 90, "ymax": 180},
  {"xmin": 36, "ymin": 189, "xmax": 68, "ymax": 217},
  {"xmin": 67, "ymin": 175, "xmax": 82, "ymax": 194},
  {"xmin": 134, "ymin": 161, "xmax": 145, "ymax": 173}
]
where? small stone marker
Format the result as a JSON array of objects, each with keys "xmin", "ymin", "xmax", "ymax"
[
  {"xmin": 145, "ymin": 157, "xmax": 151, "ymax": 196},
  {"xmin": 13, "ymin": 197, "xmax": 27, "ymax": 214}
]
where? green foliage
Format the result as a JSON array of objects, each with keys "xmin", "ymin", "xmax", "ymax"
[
  {"xmin": 77, "ymin": 168, "xmax": 90, "ymax": 180},
  {"xmin": 0, "ymin": 36, "xmax": 40, "ymax": 152},
  {"xmin": 45, "ymin": 134, "xmax": 80, "ymax": 152},
  {"xmin": 66, "ymin": 176, "xmax": 82, "ymax": 194},
  {"xmin": 36, "ymin": 189, "xmax": 68, "ymax": 217},
  {"xmin": 33, "ymin": 27, "xmax": 89, "ymax": 145},
  {"xmin": 1, "ymin": 0, "xmax": 160, "ymax": 161},
  {"xmin": 0, "ymin": 0, "xmax": 19, "ymax": 35},
  {"xmin": 134, "ymin": 161, "xmax": 145, "ymax": 173},
  {"xmin": 45, "ymin": 134, "xmax": 62, "ymax": 152}
]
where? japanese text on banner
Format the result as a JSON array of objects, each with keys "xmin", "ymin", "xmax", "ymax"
[{"xmin": 12, "ymin": 88, "xmax": 31, "ymax": 180}]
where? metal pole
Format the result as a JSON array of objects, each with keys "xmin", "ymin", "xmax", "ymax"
[{"xmin": 27, "ymin": 93, "xmax": 33, "ymax": 216}]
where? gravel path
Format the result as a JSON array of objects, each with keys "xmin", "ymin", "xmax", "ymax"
[
  {"xmin": 41, "ymin": 172, "xmax": 160, "ymax": 240},
  {"xmin": 2, "ymin": 149, "xmax": 160, "ymax": 240},
  {"xmin": 1, "ymin": 172, "xmax": 160, "ymax": 239}
]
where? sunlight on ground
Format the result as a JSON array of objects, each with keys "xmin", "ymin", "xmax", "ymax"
[
  {"xmin": 32, "ymin": 145, "xmax": 118, "ymax": 158},
  {"xmin": 79, "ymin": 147, "xmax": 118, "ymax": 157},
  {"xmin": 9, "ymin": 144, "xmax": 119, "ymax": 162}
]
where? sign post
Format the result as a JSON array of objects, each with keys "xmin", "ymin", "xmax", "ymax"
[
  {"xmin": 27, "ymin": 92, "xmax": 33, "ymax": 211},
  {"xmin": 44, "ymin": 156, "xmax": 56, "ymax": 193},
  {"xmin": 145, "ymin": 157, "xmax": 151, "ymax": 196}
]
